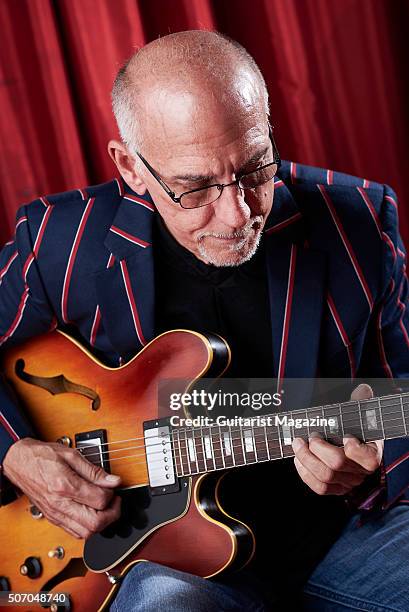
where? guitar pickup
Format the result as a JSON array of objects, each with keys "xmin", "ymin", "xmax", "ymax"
[
  {"xmin": 75, "ymin": 429, "xmax": 110, "ymax": 472},
  {"xmin": 144, "ymin": 419, "xmax": 179, "ymax": 495}
]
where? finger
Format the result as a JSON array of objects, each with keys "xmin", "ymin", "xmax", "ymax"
[
  {"xmin": 292, "ymin": 438, "xmax": 349, "ymax": 484},
  {"xmin": 41, "ymin": 503, "xmax": 92, "ymax": 539},
  {"xmin": 65, "ymin": 449, "xmax": 121, "ymax": 488},
  {"xmin": 343, "ymin": 437, "xmax": 382, "ymax": 473},
  {"xmin": 350, "ymin": 383, "xmax": 373, "ymax": 401},
  {"xmin": 293, "ymin": 457, "xmax": 347, "ymax": 495},
  {"xmin": 59, "ymin": 495, "xmax": 121, "ymax": 536},
  {"xmin": 97, "ymin": 495, "xmax": 122, "ymax": 531},
  {"xmin": 53, "ymin": 465, "xmax": 114, "ymax": 511},
  {"xmin": 308, "ymin": 435, "xmax": 369, "ymax": 475}
]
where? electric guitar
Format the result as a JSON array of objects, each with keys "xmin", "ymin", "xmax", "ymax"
[{"xmin": 0, "ymin": 330, "xmax": 408, "ymax": 611}]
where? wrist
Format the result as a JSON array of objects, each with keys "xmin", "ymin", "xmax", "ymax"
[{"xmin": 2, "ymin": 437, "xmax": 34, "ymax": 479}]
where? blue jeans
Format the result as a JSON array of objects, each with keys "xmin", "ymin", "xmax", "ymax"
[
  {"xmin": 303, "ymin": 504, "xmax": 409, "ymax": 611},
  {"xmin": 110, "ymin": 505, "xmax": 409, "ymax": 611}
]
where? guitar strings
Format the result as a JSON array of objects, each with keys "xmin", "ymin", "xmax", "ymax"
[
  {"xmin": 78, "ymin": 406, "xmax": 409, "ymax": 462},
  {"xmin": 77, "ymin": 402, "xmax": 409, "ymax": 461},
  {"xmin": 81, "ymin": 429, "xmax": 404, "ymax": 472},
  {"xmin": 78, "ymin": 411, "xmax": 409, "ymax": 470},
  {"xmin": 78, "ymin": 407, "xmax": 409, "ymax": 465},
  {"xmin": 73, "ymin": 396, "xmax": 409, "ymax": 457}
]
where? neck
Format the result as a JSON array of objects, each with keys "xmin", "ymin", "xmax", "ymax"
[{"xmin": 171, "ymin": 391, "xmax": 409, "ymax": 477}]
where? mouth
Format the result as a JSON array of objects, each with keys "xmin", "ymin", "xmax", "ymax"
[{"xmin": 198, "ymin": 216, "xmax": 263, "ymax": 244}]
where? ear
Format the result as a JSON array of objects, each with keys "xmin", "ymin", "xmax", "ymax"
[{"xmin": 107, "ymin": 140, "xmax": 147, "ymax": 195}]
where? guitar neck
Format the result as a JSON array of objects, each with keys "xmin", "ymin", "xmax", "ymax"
[{"xmin": 171, "ymin": 391, "xmax": 409, "ymax": 477}]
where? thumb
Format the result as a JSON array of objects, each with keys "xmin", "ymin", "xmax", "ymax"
[
  {"xmin": 350, "ymin": 383, "xmax": 374, "ymax": 401},
  {"xmin": 66, "ymin": 449, "xmax": 121, "ymax": 487}
]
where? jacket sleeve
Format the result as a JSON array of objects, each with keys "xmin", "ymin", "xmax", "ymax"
[
  {"xmin": 0, "ymin": 204, "xmax": 55, "ymax": 503},
  {"xmin": 357, "ymin": 184, "xmax": 409, "ymax": 512}
]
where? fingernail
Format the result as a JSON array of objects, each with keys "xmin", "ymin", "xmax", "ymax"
[
  {"xmin": 105, "ymin": 474, "xmax": 120, "ymax": 482},
  {"xmin": 292, "ymin": 438, "xmax": 304, "ymax": 452}
]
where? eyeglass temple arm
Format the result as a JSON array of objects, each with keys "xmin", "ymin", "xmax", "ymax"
[
  {"xmin": 269, "ymin": 125, "xmax": 281, "ymax": 168},
  {"xmin": 135, "ymin": 152, "xmax": 179, "ymax": 200}
]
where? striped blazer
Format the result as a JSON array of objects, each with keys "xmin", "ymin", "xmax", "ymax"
[{"xmin": 0, "ymin": 160, "xmax": 408, "ymax": 510}]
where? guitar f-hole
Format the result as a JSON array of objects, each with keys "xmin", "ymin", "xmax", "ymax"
[{"xmin": 14, "ymin": 359, "xmax": 101, "ymax": 410}]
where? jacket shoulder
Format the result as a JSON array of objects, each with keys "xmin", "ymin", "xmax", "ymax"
[
  {"xmin": 278, "ymin": 159, "xmax": 384, "ymax": 193},
  {"xmin": 24, "ymin": 179, "xmax": 121, "ymax": 210}
]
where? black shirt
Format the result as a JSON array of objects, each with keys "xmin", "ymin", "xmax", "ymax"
[{"xmin": 154, "ymin": 216, "xmax": 350, "ymax": 601}]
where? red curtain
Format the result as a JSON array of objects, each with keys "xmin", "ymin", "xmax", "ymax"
[{"xmin": 1, "ymin": 0, "xmax": 408, "ymax": 246}]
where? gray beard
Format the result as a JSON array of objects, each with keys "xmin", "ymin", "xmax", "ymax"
[{"xmin": 196, "ymin": 216, "xmax": 263, "ymax": 267}]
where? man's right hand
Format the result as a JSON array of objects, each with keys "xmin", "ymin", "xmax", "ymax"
[{"xmin": 2, "ymin": 437, "xmax": 122, "ymax": 539}]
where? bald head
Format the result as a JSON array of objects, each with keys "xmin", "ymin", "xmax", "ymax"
[{"xmin": 111, "ymin": 30, "xmax": 270, "ymax": 154}]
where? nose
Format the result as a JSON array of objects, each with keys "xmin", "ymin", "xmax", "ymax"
[{"xmin": 213, "ymin": 184, "xmax": 251, "ymax": 229}]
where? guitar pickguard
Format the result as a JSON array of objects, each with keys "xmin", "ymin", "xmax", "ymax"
[{"xmin": 84, "ymin": 478, "xmax": 191, "ymax": 572}]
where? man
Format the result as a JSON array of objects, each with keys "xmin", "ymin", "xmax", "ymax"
[{"xmin": 0, "ymin": 30, "xmax": 408, "ymax": 611}]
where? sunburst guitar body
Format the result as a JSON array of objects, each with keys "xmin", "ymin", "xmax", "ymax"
[{"xmin": 0, "ymin": 330, "xmax": 255, "ymax": 611}]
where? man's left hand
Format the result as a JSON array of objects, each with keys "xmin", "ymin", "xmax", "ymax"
[{"xmin": 291, "ymin": 384, "xmax": 384, "ymax": 496}]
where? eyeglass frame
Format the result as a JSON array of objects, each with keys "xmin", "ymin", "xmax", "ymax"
[{"xmin": 134, "ymin": 125, "xmax": 281, "ymax": 209}]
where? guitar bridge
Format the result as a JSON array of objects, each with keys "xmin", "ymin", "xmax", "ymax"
[{"xmin": 144, "ymin": 418, "xmax": 179, "ymax": 495}]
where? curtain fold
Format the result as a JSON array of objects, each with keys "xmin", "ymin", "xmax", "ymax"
[{"xmin": 1, "ymin": 0, "xmax": 408, "ymax": 245}]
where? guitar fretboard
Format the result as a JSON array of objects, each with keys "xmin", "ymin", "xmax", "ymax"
[{"xmin": 171, "ymin": 392, "xmax": 409, "ymax": 477}]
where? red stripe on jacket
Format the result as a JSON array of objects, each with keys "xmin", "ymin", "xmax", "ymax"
[
  {"xmin": 61, "ymin": 198, "xmax": 95, "ymax": 324},
  {"xmin": 277, "ymin": 245, "xmax": 297, "ymax": 389},
  {"xmin": 120, "ymin": 260, "xmax": 146, "ymax": 346},
  {"xmin": 319, "ymin": 185, "xmax": 374, "ymax": 310},
  {"xmin": 327, "ymin": 293, "xmax": 356, "ymax": 379}
]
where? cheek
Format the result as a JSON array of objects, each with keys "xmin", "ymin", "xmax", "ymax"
[
  {"xmin": 244, "ymin": 185, "xmax": 273, "ymax": 217},
  {"xmin": 155, "ymin": 198, "xmax": 215, "ymax": 240}
]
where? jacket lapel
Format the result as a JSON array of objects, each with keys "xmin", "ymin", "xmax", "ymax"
[
  {"xmin": 95, "ymin": 177, "xmax": 327, "ymax": 390},
  {"xmin": 265, "ymin": 181, "xmax": 327, "ymax": 409},
  {"xmin": 95, "ymin": 188, "xmax": 156, "ymax": 360}
]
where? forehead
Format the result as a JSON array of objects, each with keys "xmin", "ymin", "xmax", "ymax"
[{"xmin": 139, "ymin": 87, "xmax": 268, "ymax": 177}]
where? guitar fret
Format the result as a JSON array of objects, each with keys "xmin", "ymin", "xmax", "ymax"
[
  {"xmin": 251, "ymin": 426, "xmax": 259, "ymax": 462},
  {"xmin": 242, "ymin": 427, "xmax": 256, "ymax": 463},
  {"xmin": 265, "ymin": 424, "xmax": 283, "ymax": 459},
  {"xmin": 202, "ymin": 426, "xmax": 216, "ymax": 471},
  {"xmin": 321, "ymin": 406, "xmax": 328, "ymax": 440},
  {"xmin": 338, "ymin": 401, "xmax": 363, "ymax": 440},
  {"xmin": 403, "ymin": 394, "xmax": 409, "ymax": 437},
  {"xmin": 173, "ymin": 429, "xmax": 183, "ymax": 477},
  {"xmin": 276, "ymin": 423, "xmax": 284, "ymax": 457},
  {"xmin": 305, "ymin": 407, "xmax": 326, "ymax": 439},
  {"xmin": 179, "ymin": 429, "xmax": 190, "ymax": 476},
  {"xmin": 380, "ymin": 396, "xmax": 406, "ymax": 439},
  {"xmin": 219, "ymin": 425, "xmax": 234, "ymax": 468},
  {"xmin": 401, "ymin": 396, "xmax": 408, "ymax": 436},
  {"xmin": 263, "ymin": 424, "xmax": 271, "ymax": 460},
  {"xmin": 219, "ymin": 426, "xmax": 226, "ymax": 468},
  {"xmin": 379, "ymin": 398, "xmax": 386, "ymax": 440},
  {"xmin": 280, "ymin": 420, "xmax": 293, "ymax": 457},
  {"xmin": 193, "ymin": 429, "xmax": 206, "ymax": 473},
  {"xmin": 229, "ymin": 426, "xmax": 245, "ymax": 465},
  {"xmin": 211, "ymin": 426, "xmax": 224, "ymax": 470},
  {"xmin": 238, "ymin": 426, "xmax": 247, "ymax": 464},
  {"xmin": 321, "ymin": 404, "xmax": 342, "ymax": 446},
  {"xmin": 358, "ymin": 398, "xmax": 383, "ymax": 443},
  {"xmin": 185, "ymin": 428, "xmax": 198, "ymax": 474},
  {"xmin": 339, "ymin": 404, "xmax": 345, "ymax": 438},
  {"xmin": 357, "ymin": 401, "xmax": 365, "ymax": 441},
  {"xmin": 255, "ymin": 424, "xmax": 269, "ymax": 461},
  {"xmin": 292, "ymin": 409, "xmax": 309, "ymax": 445}
]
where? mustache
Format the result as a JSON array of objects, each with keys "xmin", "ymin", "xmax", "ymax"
[{"xmin": 197, "ymin": 216, "xmax": 264, "ymax": 241}]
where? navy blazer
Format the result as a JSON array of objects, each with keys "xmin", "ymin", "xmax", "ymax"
[{"xmin": 0, "ymin": 161, "xmax": 408, "ymax": 509}]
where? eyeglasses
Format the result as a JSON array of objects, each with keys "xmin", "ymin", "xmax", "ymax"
[{"xmin": 135, "ymin": 126, "xmax": 281, "ymax": 210}]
